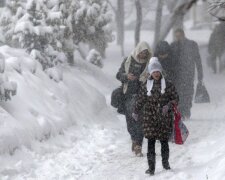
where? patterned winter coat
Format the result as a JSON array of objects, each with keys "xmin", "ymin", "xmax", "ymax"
[{"xmin": 134, "ymin": 79, "xmax": 179, "ymax": 140}]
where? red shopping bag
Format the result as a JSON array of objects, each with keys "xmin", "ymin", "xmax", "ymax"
[{"xmin": 171, "ymin": 105, "xmax": 189, "ymax": 145}]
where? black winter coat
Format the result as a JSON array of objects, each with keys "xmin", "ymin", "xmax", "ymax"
[
  {"xmin": 171, "ymin": 38, "xmax": 203, "ymax": 92},
  {"xmin": 116, "ymin": 57, "xmax": 147, "ymax": 95},
  {"xmin": 208, "ymin": 23, "xmax": 225, "ymax": 58}
]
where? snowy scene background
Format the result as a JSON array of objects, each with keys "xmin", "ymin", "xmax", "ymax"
[{"xmin": 0, "ymin": 0, "xmax": 225, "ymax": 180}]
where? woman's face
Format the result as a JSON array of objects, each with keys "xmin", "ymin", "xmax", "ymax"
[
  {"xmin": 151, "ymin": 71, "xmax": 161, "ymax": 80},
  {"xmin": 137, "ymin": 49, "xmax": 150, "ymax": 60}
]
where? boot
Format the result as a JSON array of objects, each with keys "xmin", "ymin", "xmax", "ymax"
[
  {"xmin": 132, "ymin": 141, "xmax": 137, "ymax": 152},
  {"xmin": 161, "ymin": 141, "xmax": 170, "ymax": 170},
  {"xmin": 145, "ymin": 168, "xmax": 154, "ymax": 176},
  {"xmin": 134, "ymin": 145, "xmax": 143, "ymax": 157},
  {"xmin": 146, "ymin": 153, "xmax": 155, "ymax": 175},
  {"xmin": 162, "ymin": 160, "xmax": 171, "ymax": 170}
]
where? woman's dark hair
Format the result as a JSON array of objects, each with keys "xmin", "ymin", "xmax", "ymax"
[{"xmin": 154, "ymin": 41, "xmax": 172, "ymax": 57}]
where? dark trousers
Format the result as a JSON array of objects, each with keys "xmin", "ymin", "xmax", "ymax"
[
  {"xmin": 208, "ymin": 54, "xmax": 225, "ymax": 73},
  {"xmin": 147, "ymin": 139, "xmax": 169, "ymax": 165},
  {"xmin": 177, "ymin": 86, "xmax": 194, "ymax": 118},
  {"xmin": 125, "ymin": 95, "xmax": 143, "ymax": 146}
]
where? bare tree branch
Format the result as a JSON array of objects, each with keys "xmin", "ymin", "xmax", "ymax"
[{"xmin": 159, "ymin": 0, "xmax": 198, "ymax": 41}]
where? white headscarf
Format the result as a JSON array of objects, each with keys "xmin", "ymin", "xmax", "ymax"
[
  {"xmin": 123, "ymin": 41, "xmax": 152, "ymax": 94},
  {"xmin": 131, "ymin": 41, "xmax": 152, "ymax": 63},
  {"xmin": 147, "ymin": 57, "xmax": 166, "ymax": 96}
]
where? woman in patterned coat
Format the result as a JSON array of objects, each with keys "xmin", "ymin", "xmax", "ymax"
[{"xmin": 132, "ymin": 57, "xmax": 179, "ymax": 176}]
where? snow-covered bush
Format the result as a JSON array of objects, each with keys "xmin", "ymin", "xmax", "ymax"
[
  {"xmin": 0, "ymin": 53, "xmax": 17, "ymax": 101},
  {"xmin": 0, "ymin": 53, "xmax": 5, "ymax": 73},
  {"xmin": 0, "ymin": 0, "xmax": 113, "ymax": 70},
  {"xmin": 21, "ymin": 57, "xmax": 37, "ymax": 74},
  {"xmin": 86, "ymin": 49, "xmax": 103, "ymax": 68},
  {"xmin": 5, "ymin": 57, "xmax": 22, "ymax": 73},
  {"xmin": 46, "ymin": 66, "xmax": 63, "ymax": 82}
]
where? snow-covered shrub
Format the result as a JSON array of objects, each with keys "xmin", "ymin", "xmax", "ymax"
[
  {"xmin": 0, "ymin": 53, "xmax": 17, "ymax": 101},
  {"xmin": 0, "ymin": 53, "xmax": 5, "ymax": 73},
  {"xmin": 30, "ymin": 49, "xmax": 50, "ymax": 70},
  {"xmin": 21, "ymin": 57, "xmax": 37, "ymax": 74},
  {"xmin": 5, "ymin": 57, "xmax": 22, "ymax": 73},
  {"xmin": 46, "ymin": 66, "xmax": 63, "ymax": 82},
  {"xmin": 86, "ymin": 49, "xmax": 103, "ymax": 68}
]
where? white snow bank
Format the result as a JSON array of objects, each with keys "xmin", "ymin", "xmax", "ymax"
[
  {"xmin": 0, "ymin": 45, "xmax": 119, "ymax": 155},
  {"xmin": 46, "ymin": 66, "xmax": 63, "ymax": 82}
]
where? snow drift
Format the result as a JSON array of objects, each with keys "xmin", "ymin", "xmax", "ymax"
[{"xmin": 0, "ymin": 45, "xmax": 118, "ymax": 155}]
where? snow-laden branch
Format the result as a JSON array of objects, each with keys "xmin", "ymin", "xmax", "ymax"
[{"xmin": 208, "ymin": 1, "xmax": 225, "ymax": 20}]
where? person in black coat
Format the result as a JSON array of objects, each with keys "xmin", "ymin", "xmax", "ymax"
[
  {"xmin": 208, "ymin": 22, "xmax": 225, "ymax": 73},
  {"xmin": 154, "ymin": 41, "xmax": 176, "ymax": 83},
  {"xmin": 171, "ymin": 29, "xmax": 203, "ymax": 119},
  {"xmin": 116, "ymin": 41, "xmax": 152, "ymax": 156}
]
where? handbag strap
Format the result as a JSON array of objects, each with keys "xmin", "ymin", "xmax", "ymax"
[{"xmin": 172, "ymin": 104, "xmax": 182, "ymax": 120}]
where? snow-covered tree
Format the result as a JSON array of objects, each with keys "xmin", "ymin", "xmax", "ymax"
[
  {"xmin": 1, "ymin": 0, "xmax": 113, "ymax": 70},
  {"xmin": 0, "ymin": 0, "xmax": 25, "ymax": 46},
  {"xmin": 72, "ymin": 0, "xmax": 113, "ymax": 58},
  {"xmin": 45, "ymin": 0, "xmax": 70, "ymax": 65},
  {"xmin": 13, "ymin": 0, "xmax": 54, "ymax": 69}
]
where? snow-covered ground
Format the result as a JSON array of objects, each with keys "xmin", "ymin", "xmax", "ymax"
[{"xmin": 0, "ymin": 30, "xmax": 225, "ymax": 180}]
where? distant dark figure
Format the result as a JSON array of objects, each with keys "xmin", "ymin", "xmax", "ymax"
[
  {"xmin": 154, "ymin": 41, "xmax": 176, "ymax": 83},
  {"xmin": 116, "ymin": 41, "xmax": 152, "ymax": 157},
  {"xmin": 171, "ymin": 29, "xmax": 203, "ymax": 119},
  {"xmin": 208, "ymin": 22, "xmax": 225, "ymax": 73}
]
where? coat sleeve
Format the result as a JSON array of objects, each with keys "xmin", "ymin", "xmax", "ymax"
[
  {"xmin": 193, "ymin": 42, "xmax": 203, "ymax": 82},
  {"xmin": 168, "ymin": 82, "xmax": 179, "ymax": 104},
  {"xmin": 170, "ymin": 42, "xmax": 180, "ymax": 79},
  {"xmin": 116, "ymin": 58, "xmax": 128, "ymax": 83},
  {"xmin": 134, "ymin": 84, "xmax": 148, "ymax": 114}
]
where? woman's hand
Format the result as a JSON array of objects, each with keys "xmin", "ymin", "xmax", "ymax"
[
  {"xmin": 127, "ymin": 73, "xmax": 138, "ymax": 81},
  {"xmin": 162, "ymin": 105, "xmax": 170, "ymax": 116},
  {"xmin": 162, "ymin": 100, "xmax": 176, "ymax": 116}
]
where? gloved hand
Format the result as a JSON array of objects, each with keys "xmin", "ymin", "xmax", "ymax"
[
  {"xmin": 162, "ymin": 105, "xmax": 169, "ymax": 116},
  {"xmin": 162, "ymin": 100, "xmax": 177, "ymax": 116},
  {"xmin": 132, "ymin": 113, "xmax": 139, "ymax": 121}
]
